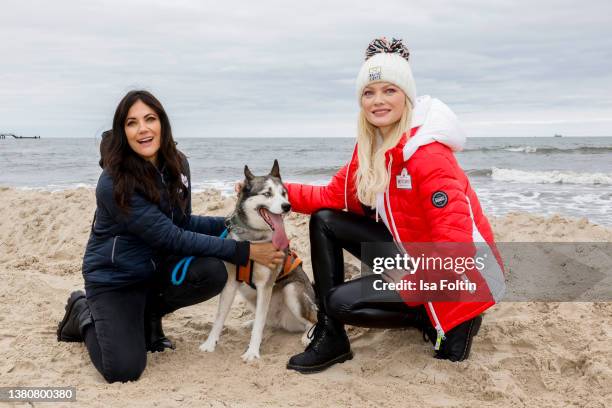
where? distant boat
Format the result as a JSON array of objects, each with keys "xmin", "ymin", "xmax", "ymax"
[
  {"xmin": 554, "ymin": 134, "xmax": 563, "ymax": 137},
  {"xmin": 0, "ymin": 133, "xmax": 40, "ymax": 139}
]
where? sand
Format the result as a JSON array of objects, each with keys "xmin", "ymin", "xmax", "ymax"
[{"xmin": 0, "ymin": 186, "xmax": 610, "ymax": 407}]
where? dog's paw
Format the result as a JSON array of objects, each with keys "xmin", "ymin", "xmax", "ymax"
[
  {"xmin": 199, "ymin": 338, "xmax": 217, "ymax": 353},
  {"xmin": 301, "ymin": 332, "xmax": 313, "ymax": 347},
  {"xmin": 241, "ymin": 348, "xmax": 260, "ymax": 362}
]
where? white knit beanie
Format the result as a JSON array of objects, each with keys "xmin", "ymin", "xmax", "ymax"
[{"xmin": 356, "ymin": 38, "xmax": 416, "ymax": 107}]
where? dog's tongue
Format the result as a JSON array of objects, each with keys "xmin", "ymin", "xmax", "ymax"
[{"xmin": 265, "ymin": 210, "xmax": 289, "ymax": 249}]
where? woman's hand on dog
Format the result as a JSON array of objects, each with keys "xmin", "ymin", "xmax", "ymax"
[
  {"xmin": 250, "ymin": 243, "xmax": 285, "ymax": 269},
  {"xmin": 234, "ymin": 181, "xmax": 244, "ymax": 193}
]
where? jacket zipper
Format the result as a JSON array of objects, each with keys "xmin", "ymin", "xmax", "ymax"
[
  {"xmin": 384, "ymin": 154, "xmax": 446, "ymax": 349},
  {"xmin": 384, "ymin": 157, "xmax": 402, "ymax": 241},
  {"xmin": 428, "ymin": 302, "xmax": 445, "ymax": 349},
  {"xmin": 157, "ymin": 165, "xmax": 175, "ymax": 221},
  {"xmin": 111, "ymin": 235, "xmax": 119, "ymax": 264},
  {"xmin": 344, "ymin": 155, "xmax": 350, "ymax": 211}
]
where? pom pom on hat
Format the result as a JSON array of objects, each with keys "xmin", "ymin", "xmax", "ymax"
[{"xmin": 356, "ymin": 37, "xmax": 417, "ymax": 106}]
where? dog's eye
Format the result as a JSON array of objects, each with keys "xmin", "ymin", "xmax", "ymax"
[{"xmin": 263, "ymin": 192, "xmax": 272, "ymax": 197}]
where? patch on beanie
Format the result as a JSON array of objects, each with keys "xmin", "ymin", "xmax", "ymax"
[
  {"xmin": 369, "ymin": 67, "xmax": 382, "ymax": 81},
  {"xmin": 365, "ymin": 37, "xmax": 410, "ymax": 62}
]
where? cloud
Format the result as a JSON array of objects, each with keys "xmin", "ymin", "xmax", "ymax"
[{"xmin": 0, "ymin": 0, "xmax": 610, "ymax": 138}]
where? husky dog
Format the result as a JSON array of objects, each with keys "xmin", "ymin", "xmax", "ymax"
[{"xmin": 199, "ymin": 160, "xmax": 318, "ymax": 362}]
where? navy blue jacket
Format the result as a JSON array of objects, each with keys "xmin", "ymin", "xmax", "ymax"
[{"xmin": 82, "ymin": 159, "xmax": 249, "ymax": 285}]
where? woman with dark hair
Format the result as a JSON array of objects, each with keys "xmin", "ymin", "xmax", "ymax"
[{"xmin": 57, "ymin": 90, "xmax": 284, "ymax": 383}]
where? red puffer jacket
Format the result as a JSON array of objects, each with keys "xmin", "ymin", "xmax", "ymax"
[{"xmin": 286, "ymin": 95, "xmax": 505, "ymax": 346}]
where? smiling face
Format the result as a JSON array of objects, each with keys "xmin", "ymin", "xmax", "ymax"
[
  {"xmin": 360, "ymin": 82, "xmax": 406, "ymax": 137},
  {"xmin": 124, "ymin": 100, "xmax": 162, "ymax": 165}
]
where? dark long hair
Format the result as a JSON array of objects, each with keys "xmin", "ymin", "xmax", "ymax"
[{"xmin": 101, "ymin": 90, "xmax": 188, "ymax": 214}]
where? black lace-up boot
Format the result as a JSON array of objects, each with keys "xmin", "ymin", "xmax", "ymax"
[
  {"xmin": 57, "ymin": 291, "xmax": 92, "ymax": 342},
  {"xmin": 286, "ymin": 312, "xmax": 353, "ymax": 373}
]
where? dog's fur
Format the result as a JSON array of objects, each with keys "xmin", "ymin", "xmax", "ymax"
[{"xmin": 199, "ymin": 160, "xmax": 317, "ymax": 362}]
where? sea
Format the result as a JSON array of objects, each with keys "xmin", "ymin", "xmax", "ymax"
[{"xmin": 1, "ymin": 136, "xmax": 611, "ymax": 226}]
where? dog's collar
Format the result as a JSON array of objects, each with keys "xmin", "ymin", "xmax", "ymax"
[
  {"xmin": 224, "ymin": 217, "xmax": 249, "ymax": 235},
  {"xmin": 224, "ymin": 218, "xmax": 271, "ymax": 243}
]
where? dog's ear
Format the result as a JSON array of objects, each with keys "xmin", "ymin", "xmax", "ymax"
[
  {"xmin": 244, "ymin": 165, "xmax": 255, "ymax": 181},
  {"xmin": 270, "ymin": 159, "xmax": 280, "ymax": 178}
]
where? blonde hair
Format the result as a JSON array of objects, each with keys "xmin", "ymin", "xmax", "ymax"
[{"xmin": 356, "ymin": 96, "xmax": 412, "ymax": 207}]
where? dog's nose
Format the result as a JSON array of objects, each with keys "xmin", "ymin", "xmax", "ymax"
[{"xmin": 282, "ymin": 203, "xmax": 291, "ymax": 213}]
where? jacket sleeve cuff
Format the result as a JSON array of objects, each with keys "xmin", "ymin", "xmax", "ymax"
[{"xmin": 234, "ymin": 240, "xmax": 250, "ymax": 266}]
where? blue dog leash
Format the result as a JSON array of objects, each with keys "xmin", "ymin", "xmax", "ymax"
[
  {"xmin": 170, "ymin": 256, "xmax": 194, "ymax": 286},
  {"xmin": 171, "ymin": 228, "xmax": 229, "ymax": 286}
]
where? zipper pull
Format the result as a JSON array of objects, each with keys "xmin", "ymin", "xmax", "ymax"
[{"xmin": 434, "ymin": 329, "xmax": 445, "ymax": 351}]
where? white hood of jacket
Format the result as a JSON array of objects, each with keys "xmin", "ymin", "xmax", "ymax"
[{"xmin": 403, "ymin": 95, "xmax": 467, "ymax": 161}]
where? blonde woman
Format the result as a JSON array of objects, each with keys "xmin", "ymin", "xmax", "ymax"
[{"xmin": 285, "ymin": 38, "xmax": 504, "ymax": 373}]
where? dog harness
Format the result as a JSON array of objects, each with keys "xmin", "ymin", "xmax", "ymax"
[
  {"xmin": 236, "ymin": 249, "xmax": 302, "ymax": 289},
  {"xmin": 171, "ymin": 229, "xmax": 302, "ymax": 288}
]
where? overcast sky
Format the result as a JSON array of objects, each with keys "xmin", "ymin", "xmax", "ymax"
[{"xmin": 1, "ymin": 0, "xmax": 611, "ymax": 138}]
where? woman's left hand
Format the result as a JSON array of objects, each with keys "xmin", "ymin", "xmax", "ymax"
[{"xmin": 234, "ymin": 180, "xmax": 244, "ymax": 193}]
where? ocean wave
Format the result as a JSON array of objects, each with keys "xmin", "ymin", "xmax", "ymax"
[
  {"xmin": 16, "ymin": 183, "xmax": 96, "ymax": 192},
  {"xmin": 463, "ymin": 145, "xmax": 612, "ymax": 154},
  {"xmin": 504, "ymin": 146, "xmax": 538, "ymax": 153},
  {"xmin": 491, "ymin": 168, "xmax": 612, "ymax": 185},
  {"xmin": 466, "ymin": 169, "xmax": 493, "ymax": 177},
  {"xmin": 191, "ymin": 181, "xmax": 234, "ymax": 194}
]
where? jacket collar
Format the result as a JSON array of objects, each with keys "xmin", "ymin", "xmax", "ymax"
[
  {"xmin": 384, "ymin": 126, "xmax": 420, "ymax": 162},
  {"xmin": 402, "ymin": 95, "xmax": 466, "ymax": 161}
]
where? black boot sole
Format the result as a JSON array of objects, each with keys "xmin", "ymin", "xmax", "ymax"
[
  {"xmin": 286, "ymin": 351, "xmax": 354, "ymax": 374},
  {"xmin": 56, "ymin": 291, "xmax": 86, "ymax": 342}
]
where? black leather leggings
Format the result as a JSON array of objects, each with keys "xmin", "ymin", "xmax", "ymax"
[{"xmin": 310, "ymin": 209, "xmax": 424, "ymax": 328}]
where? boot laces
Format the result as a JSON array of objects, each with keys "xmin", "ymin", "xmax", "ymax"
[{"xmin": 305, "ymin": 321, "xmax": 326, "ymax": 351}]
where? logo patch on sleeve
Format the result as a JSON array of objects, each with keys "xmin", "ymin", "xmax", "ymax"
[
  {"xmin": 181, "ymin": 174, "xmax": 189, "ymax": 188},
  {"xmin": 431, "ymin": 191, "xmax": 448, "ymax": 208}
]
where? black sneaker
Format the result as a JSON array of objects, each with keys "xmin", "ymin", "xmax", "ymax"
[
  {"xmin": 429, "ymin": 315, "xmax": 483, "ymax": 362},
  {"xmin": 286, "ymin": 313, "xmax": 353, "ymax": 374},
  {"xmin": 57, "ymin": 291, "xmax": 92, "ymax": 342}
]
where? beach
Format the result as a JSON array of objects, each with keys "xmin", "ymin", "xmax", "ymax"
[
  {"xmin": 2, "ymin": 0, "xmax": 611, "ymax": 405},
  {"xmin": 0, "ymin": 186, "xmax": 610, "ymax": 407}
]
